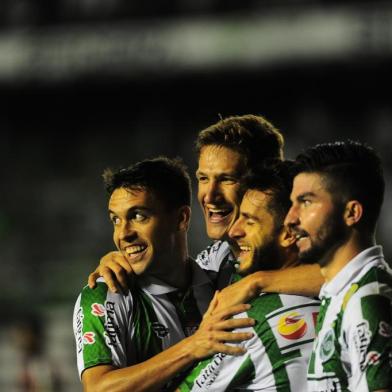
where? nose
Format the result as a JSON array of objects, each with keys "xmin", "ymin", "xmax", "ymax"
[
  {"xmin": 204, "ymin": 180, "xmax": 221, "ymax": 204},
  {"xmin": 228, "ymin": 218, "xmax": 244, "ymax": 240},
  {"xmin": 284, "ymin": 205, "xmax": 299, "ymax": 229},
  {"xmin": 118, "ymin": 222, "xmax": 137, "ymax": 242}
]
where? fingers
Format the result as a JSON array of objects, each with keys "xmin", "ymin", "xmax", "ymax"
[
  {"xmin": 213, "ymin": 317, "xmax": 255, "ymax": 331},
  {"xmin": 100, "ymin": 266, "xmax": 124, "ymax": 294},
  {"xmin": 203, "ymin": 291, "xmax": 220, "ymax": 320},
  {"xmin": 88, "ymin": 270, "xmax": 100, "ymax": 289},
  {"xmin": 209, "ymin": 342, "xmax": 247, "ymax": 356},
  {"xmin": 103, "ymin": 260, "xmax": 131, "ymax": 293},
  {"xmin": 212, "ymin": 303, "xmax": 251, "ymax": 320}
]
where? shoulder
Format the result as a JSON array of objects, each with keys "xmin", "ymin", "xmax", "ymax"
[{"xmin": 195, "ymin": 240, "xmax": 233, "ymax": 272}]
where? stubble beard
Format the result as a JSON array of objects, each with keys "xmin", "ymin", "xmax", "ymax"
[{"xmin": 299, "ymin": 208, "xmax": 348, "ymax": 267}]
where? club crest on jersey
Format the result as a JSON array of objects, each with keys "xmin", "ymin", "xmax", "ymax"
[
  {"xmin": 152, "ymin": 322, "xmax": 169, "ymax": 338},
  {"xmin": 320, "ymin": 329, "xmax": 335, "ymax": 362},
  {"xmin": 91, "ymin": 303, "xmax": 106, "ymax": 317},
  {"xmin": 277, "ymin": 311, "xmax": 307, "ymax": 340},
  {"xmin": 83, "ymin": 332, "xmax": 96, "ymax": 345}
]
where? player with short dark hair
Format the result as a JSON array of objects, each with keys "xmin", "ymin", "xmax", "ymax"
[{"xmin": 285, "ymin": 140, "xmax": 392, "ymax": 391}]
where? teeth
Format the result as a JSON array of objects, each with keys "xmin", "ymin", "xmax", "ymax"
[
  {"xmin": 240, "ymin": 246, "xmax": 251, "ymax": 252},
  {"xmin": 125, "ymin": 245, "xmax": 146, "ymax": 255},
  {"xmin": 209, "ymin": 208, "xmax": 228, "ymax": 213}
]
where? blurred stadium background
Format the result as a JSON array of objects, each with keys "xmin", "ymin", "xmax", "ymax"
[{"xmin": 1, "ymin": 0, "xmax": 391, "ymax": 390}]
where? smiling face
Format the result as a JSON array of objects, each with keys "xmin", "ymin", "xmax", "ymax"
[
  {"xmin": 285, "ymin": 172, "xmax": 347, "ymax": 266},
  {"xmin": 109, "ymin": 187, "xmax": 179, "ymax": 278},
  {"xmin": 196, "ymin": 145, "xmax": 246, "ymax": 241},
  {"xmin": 228, "ymin": 189, "xmax": 282, "ymax": 275}
]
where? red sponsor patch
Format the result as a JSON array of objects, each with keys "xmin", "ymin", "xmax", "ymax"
[
  {"xmin": 91, "ymin": 303, "xmax": 106, "ymax": 317},
  {"xmin": 83, "ymin": 332, "xmax": 96, "ymax": 345}
]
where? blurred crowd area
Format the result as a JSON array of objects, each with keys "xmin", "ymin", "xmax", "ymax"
[{"xmin": 1, "ymin": 1, "xmax": 392, "ymax": 390}]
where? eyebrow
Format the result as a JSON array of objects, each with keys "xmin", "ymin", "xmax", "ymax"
[
  {"xmin": 196, "ymin": 170, "xmax": 239, "ymax": 178},
  {"xmin": 296, "ymin": 192, "xmax": 316, "ymax": 201},
  {"xmin": 241, "ymin": 211, "xmax": 259, "ymax": 222},
  {"xmin": 108, "ymin": 206, "xmax": 152, "ymax": 215}
]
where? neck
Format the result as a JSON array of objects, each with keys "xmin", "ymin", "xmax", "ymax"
[{"xmin": 321, "ymin": 231, "xmax": 375, "ymax": 283}]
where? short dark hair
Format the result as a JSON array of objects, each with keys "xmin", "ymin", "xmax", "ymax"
[
  {"xmin": 244, "ymin": 159, "xmax": 294, "ymax": 224},
  {"xmin": 103, "ymin": 156, "xmax": 192, "ymax": 209},
  {"xmin": 196, "ymin": 114, "xmax": 284, "ymax": 169},
  {"xmin": 294, "ymin": 140, "xmax": 384, "ymax": 232}
]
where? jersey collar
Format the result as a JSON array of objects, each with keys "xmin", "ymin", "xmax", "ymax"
[{"xmin": 320, "ymin": 245, "xmax": 385, "ymax": 298}]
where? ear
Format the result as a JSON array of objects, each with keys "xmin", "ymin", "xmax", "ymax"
[
  {"xmin": 278, "ymin": 226, "xmax": 297, "ymax": 248},
  {"xmin": 177, "ymin": 205, "xmax": 191, "ymax": 232},
  {"xmin": 344, "ymin": 200, "xmax": 363, "ymax": 227}
]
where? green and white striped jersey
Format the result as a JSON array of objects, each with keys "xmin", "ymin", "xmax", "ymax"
[
  {"xmin": 307, "ymin": 246, "xmax": 392, "ymax": 391},
  {"xmin": 73, "ymin": 260, "xmax": 214, "ymax": 379},
  {"xmin": 178, "ymin": 273, "xmax": 320, "ymax": 391}
]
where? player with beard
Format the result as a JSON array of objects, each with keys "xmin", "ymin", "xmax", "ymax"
[
  {"xmin": 177, "ymin": 161, "xmax": 320, "ymax": 391},
  {"xmin": 285, "ymin": 140, "xmax": 392, "ymax": 391},
  {"xmin": 88, "ymin": 115, "xmax": 324, "ymax": 302}
]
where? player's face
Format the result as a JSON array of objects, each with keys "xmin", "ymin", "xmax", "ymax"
[
  {"xmin": 109, "ymin": 187, "xmax": 179, "ymax": 277},
  {"xmin": 228, "ymin": 189, "xmax": 281, "ymax": 275},
  {"xmin": 285, "ymin": 172, "xmax": 347, "ymax": 266},
  {"xmin": 197, "ymin": 145, "xmax": 246, "ymax": 241}
]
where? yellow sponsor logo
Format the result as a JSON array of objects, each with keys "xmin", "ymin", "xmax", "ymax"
[{"xmin": 277, "ymin": 311, "xmax": 307, "ymax": 340}]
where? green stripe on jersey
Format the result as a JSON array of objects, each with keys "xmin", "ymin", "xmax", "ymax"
[
  {"xmin": 80, "ymin": 282, "xmax": 112, "ymax": 367},
  {"xmin": 132, "ymin": 288, "xmax": 164, "ymax": 362},
  {"xmin": 249, "ymin": 293, "xmax": 291, "ymax": 390},
  {"xmin": 226, "ymin": 355, "xmax": 255, "ymax": 390}
]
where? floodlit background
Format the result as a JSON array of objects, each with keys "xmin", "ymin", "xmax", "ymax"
[{"xmin": 1, "ymin": 0, "xmax": 391, "ymax": 390}]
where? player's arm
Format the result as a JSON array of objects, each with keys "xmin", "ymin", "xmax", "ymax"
[
  {"xmin": 82, "ymin": 300, "xmax": 255, "ymax": 392},
  {"xmin": 215, "ymin": 264, "xmax": 324, "ymax": 311}
]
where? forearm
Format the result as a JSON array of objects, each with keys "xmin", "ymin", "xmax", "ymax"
[
  {"xmin": 255, "ymin": 264, "xmax": 323, "ymax": 297},
  {"xmin": 83, "ymin": 338, "xmax": 197, "ymax": 392}
]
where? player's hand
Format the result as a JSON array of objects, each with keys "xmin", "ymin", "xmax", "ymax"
[
  {"xmin": 185, "ymin": 292, "xmax": 255, "ymax": 360},
  {"xmin": 87, "ymin": 251, "xmax": 134, "ymax": 293},
  {"xmin": 214, "ymin": 273, "xmax": 263, "ymax": 311}
]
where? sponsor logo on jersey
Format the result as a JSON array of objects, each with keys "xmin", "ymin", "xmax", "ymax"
[
  {"xmin": 277, "ymin": 311, "xmax": 307, "ymax": 340},
  {"xmin": 75, "ymin": 307, "xmax": 84, "ymax": 353},
  {"xmin": 91, "ymin": 303, "xmax": 106, "ymax": 317},
  {"xmin": 152, "ymin": 322, "xmax": 169, "ymax": 338},
  {"xmin": 105, "ymin": 301, "xmax": 119, "ymax": 346},
  {"xmin": 195, "ymin": 353, "xmax": 226, "ymax": 388},
  {"xmin": 353, "ymin": 320, "xmax": 372, "ymax": 371},
  {"xmin": 366, "ymin": 351, "xmax": 380, "ymax": 366},
  {"xmin": 379, "ymin": 321, "xmax": 392, "ymax": 338},
  {"xmin": 320, "ymin": 329, "xmax": 335, "ymax": 362},
  {"xmin": 83, "ymin": 332, "xmax": 95, "ymax": 345}
]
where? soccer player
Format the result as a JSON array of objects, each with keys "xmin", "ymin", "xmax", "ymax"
[
  {"xmin": 285, "ymin": 140, "xmax": 392, "ymax": 391},
  {"xmin": 177, "ymin": 161, "xmax": 320, "ymax": 391},
  {"xmin": 73, "ymin": 157, "xmax": 255, "ymax": 392},
  {"xmin": 88, "ymin": 114, "xmax": 324, "ymax": 301}
]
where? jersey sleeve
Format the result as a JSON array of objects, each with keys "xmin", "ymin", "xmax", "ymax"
[
  {"xmin": 344, "ymin": 291, "xmax": 392, "ymax": 390},
  {"xmin": 73, "ymin": 280, "xmax": 130, "ymax": 378}
]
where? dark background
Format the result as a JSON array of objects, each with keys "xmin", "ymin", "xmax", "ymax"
[{"xmin": 0, "ymin": 1, "xmax": 391, "ymax": 390}]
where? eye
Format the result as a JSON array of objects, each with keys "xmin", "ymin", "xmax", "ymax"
[
  {"xmin": 134, "ymin": 213, "xmax": 147, "ymax": 222},
  {"xmin": 302, "ymin": 199, "xmax": 311, "ymax": 207},
  {"xmin": 221, "ymin": 177, "xmax": 237, "ymax": 185},
  {"xmin": 197, "ymin": 175, "xmax": 208, "ymax": 183},
  {"xmin": 246, "ymin": 220, "xmax": 255, "ymax": 227},
  {"xmin": 111, "ymin": 216, "xmax": 120, "ymax": 225}
]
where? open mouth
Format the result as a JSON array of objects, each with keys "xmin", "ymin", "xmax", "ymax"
[
  {"xmin": 238, "ymin": 245, "xmax": 251, "ymax": 260},
  {"xmin": 207, "ymin": 206, "xmax": 233, "ymax": 223},
  {"xmin": 124, "ymin": 244, "xmax": 147, "ymax": 260}
]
